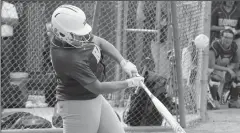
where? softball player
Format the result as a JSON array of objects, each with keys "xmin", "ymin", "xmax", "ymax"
[
  {"xmin": 211, "ymin": 1, "xmax": 240, "ymax": 108},
  {"xmin": 211, "ymin": 1, "xmax": 240, "ymax": 42},
  {"xmin": 48, "ymin": 5, "xmax": 144, "ymax": 133},
  {"xmin": 209, "ymin": 29, "xmax": 240, "ymax": 109}
]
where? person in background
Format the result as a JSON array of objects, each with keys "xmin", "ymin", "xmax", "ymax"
[
  {"xmin": 211, "ymin": 1, "xmax": 240, "ymax": 108},
  {"xmin": 211, "ymin": 1, "xmax": 240, "ymax": 43},
  {"xmin": 209, "ymin": 29, "xmax": 240, "ymax": 109}
]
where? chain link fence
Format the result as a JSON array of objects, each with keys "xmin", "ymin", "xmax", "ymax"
[
  {"xmin": 1, "ymin": 0, "xmax": 208, "ymax": 132},
  {"xmin": 175, "ymin": 1, "xmax": 205, "ymax": 117}
]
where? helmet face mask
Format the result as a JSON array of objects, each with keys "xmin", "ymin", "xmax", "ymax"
[
  {"xmin": 51, "ymin": 26, "xmax": 92, "ymax": 48},
  {"xmin": 68, "ymin": 32, "xmax": 92, "ymax": 48},
  {"xmin": 70, "ymin": 32, "xmax": 92, "ymax": 43},
  {"xmin": 51, "ymin": 4, "xmax": 92, "ymax": 48}
]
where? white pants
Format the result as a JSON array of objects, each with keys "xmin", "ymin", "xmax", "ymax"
[{"xmin": 56, "ymin": 95, "xmax": 125, "ymax": 133}]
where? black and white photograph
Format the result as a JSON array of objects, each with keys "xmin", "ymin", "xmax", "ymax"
[{"xmin": 0, "ymin": 1, "xmax": 239, "ymax": 133}]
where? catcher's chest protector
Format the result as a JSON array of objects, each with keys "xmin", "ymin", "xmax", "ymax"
[{"xmin": 211, "ymin": 40, "xmax": 237, "ymax": 66}]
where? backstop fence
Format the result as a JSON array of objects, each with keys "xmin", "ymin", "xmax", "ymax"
[{"xmin": 1, "ymin": 1, "xmax": 211, "ymax": 132}]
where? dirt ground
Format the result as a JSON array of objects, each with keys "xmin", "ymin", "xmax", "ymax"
[
  {"xmin": 2, "ymin": 105, "xmax": 239, "ymax": 133},
  {"xmin": 184, "ymin": 107, "xmax": 240, "ymax": 133}
]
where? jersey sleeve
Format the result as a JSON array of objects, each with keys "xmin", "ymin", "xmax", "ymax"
[{"xmin": 70, "ymin": 60, "xmax": 98, "ymax": 86}]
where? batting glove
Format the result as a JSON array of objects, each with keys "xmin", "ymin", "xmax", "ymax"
[
  {"xmin": 126, "ymin": 76, "xmax": 144, "ymax": 88},
  {"xmin": 120, "ymin": 60, "xmax": 138, "ymax": 77}
]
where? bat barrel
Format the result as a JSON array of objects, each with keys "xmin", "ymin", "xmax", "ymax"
[{"xmin": 139, "ymin": 82, "xmax": 187, "ymax": 133}]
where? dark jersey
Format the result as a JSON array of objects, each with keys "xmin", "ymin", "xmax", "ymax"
[
  {"xmin": 50, "ymin": 37, "xmax": 104, "ymax": 101},
  {"xmin": 211, "ymin": 4, "xmax": 240, "ymax": 39},
  {"xmin": 210, "ymin": 39, "xmax": 238, "ymax": 67}
]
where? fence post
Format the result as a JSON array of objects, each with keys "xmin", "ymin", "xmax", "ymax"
[
  {"xmin": 92, "ymin": 1, "xmax": 101, "ymax": 34},
  {"xmin": 200, "ymin": 1, "xmax": 211, "ymax": 122},
  {"xmin": 135, "ymin": 1, "xmax": 144, "ymax": 69},
  {"xmin": 116, "ymin": 1, "xmax": 125, "ymax": 107},
  {"xmin": 115, "ymin": 1, "xmax": 122, "ymax": 81},
  {"xmin": 170, "ymin": 1, "xmax": 186, "ymax": 128},
  {"xmin": 122, "ymin": 1, "xmax": 128, "ymax": 78},
  {"xmin": 155, "ymin": 1, "xmax": 162, "ymax": 74},
  {"xmin": 0, "ymin": 0, "xmax": 2, "ymax": 131}
]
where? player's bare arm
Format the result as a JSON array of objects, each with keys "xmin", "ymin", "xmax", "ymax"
[
  {"xmin": 211, "ymin": 25, "xmax": 225, "ymax": 32},
  {"xmin": 93, "ymin": 35, "xmax": 124, "ymax": 64},
  {"xmin": 70, "ymin": 57, "xmax": 143, "ymax": 94},
  {"xmin": 93, "ymin": 35, "xmax": 138, "ymax": 77},
  {"xmin": 84, "ymin": 77, "xmax": 144, "ymax": 94}
]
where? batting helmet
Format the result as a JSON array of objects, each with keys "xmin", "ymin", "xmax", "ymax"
[{"xmin": 51, "ymin": 5, "xmax": 92, "ymax": 47}]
